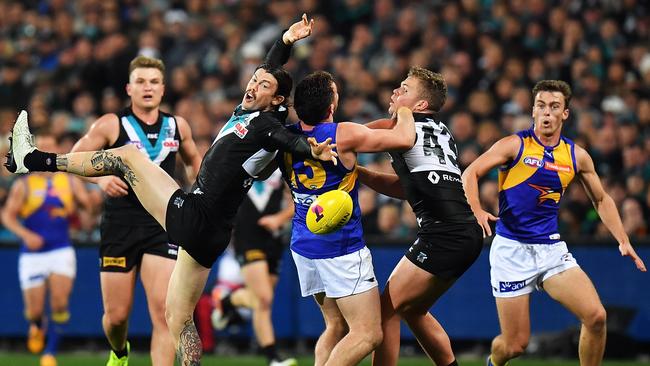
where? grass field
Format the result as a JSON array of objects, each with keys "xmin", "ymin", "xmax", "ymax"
[{"xmin": 0, "ymin": 353, "xmax": 647, "ymax": 366}]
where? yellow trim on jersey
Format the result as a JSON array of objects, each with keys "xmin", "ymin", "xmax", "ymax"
[
  {"xmin": 554, "ymin": 140, "xmax": 575, "ymax": 190},
  {"xmin": 337, "ymin": 166, "xmax": 358, "ymax": 193},
  {"xmin": 499, "ymin": 136, "xmax": 542, "ymax": 191}
]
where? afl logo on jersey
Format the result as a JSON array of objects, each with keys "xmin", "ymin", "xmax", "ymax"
[{"xmin": 523, "ymin": 156, "xmax": 543, "ymax": 168}]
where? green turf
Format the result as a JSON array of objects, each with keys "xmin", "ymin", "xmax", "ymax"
[{"xmin": 0, "ymin": 353, "xmax": 646, "ymax": 366}]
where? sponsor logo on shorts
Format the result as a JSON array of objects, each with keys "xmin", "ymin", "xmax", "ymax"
[
  {"xmin": 102, "ymin": 256, "xmax": 126, "ymax": 268},
  {"xmin": 416, "ymin": 252, "xmax": 428, "ymax": 263},
  {"xmin": 365, "ymin": 277, "xmax": 376, "ymax": 283},
  {"xmin": 245, "ymin": 250, "xmax": 266, "ymax": 262},
  {"xmin": 498, "ymin": 280, "xmax": 526, "ymax": 293},
  {"xmin": 28, "ymin": 274, "xmax": 45, "ymax": 281},
  {"xmin": 168, "ymin": 244, "xmax": 178, "ymax": 256},
  {"xmin": 561, "ymin": 253, "xmax": 573, "ymax": 262},
  {"xmin": 173, "ymin": 196, "xmax": 184, "ymax": 208}
]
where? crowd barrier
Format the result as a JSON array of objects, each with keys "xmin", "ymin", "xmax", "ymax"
[{"xmin": 0, "ymin": 243, "xmax": 648, "ymax": 341}]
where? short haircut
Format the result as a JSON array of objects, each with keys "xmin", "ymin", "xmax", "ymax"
[
  {"xmin": 255, "ymin": 63, "xmax": 293, "ymax": 106},
  {"xmin": 129, "ymin": 56, "xmax": 165, "ymax": 81},
  {"xmin": 407, "ymin": 67, "xmax": 447, "ymax": 112},
  {"xmin": 294, "ymin": 71, "xmax": 335, "ymax": 125},
  {"xmin": 532, "ymin": 80, "xmax": 572, "ymax": 108}
]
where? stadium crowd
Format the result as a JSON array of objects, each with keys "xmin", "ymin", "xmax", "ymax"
[{"xmin": 0, "ymin": 0, "xmax": 649, "ymax": 243}]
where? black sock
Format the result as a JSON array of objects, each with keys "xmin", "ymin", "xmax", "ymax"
[
  {"xmin": 24, "ymin": 150, "xmax": 58, "ymax": 172},
  {"xmin": 447, "ymin": 360, "xmax": 459, "ymax": 366},
  {"xmin": 112, "ymin": 344, "xmax": 128, "ymax": 358},
  {"xmin": 31, "ymin": 317, "xmax": 43, "ymax": 329},
  {"xmin": 262, "ymin": 344, "xmax": 279, "ymax": 362},
  {"xmin": 221, "ymin": 294, "xmax": 235, "ymax": 314}
]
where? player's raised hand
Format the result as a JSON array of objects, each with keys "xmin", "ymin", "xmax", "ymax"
[
  {"xmin": 473, "ymin": 209, "xmax": 498, "ymax": 238},
  {"xmin": 308, "ymin": 137, "xmax": 338, "ymax": 165},
  {"xmin": 283, "ymin": 13, "xmax": 314, "ymax": 44},
  {"xmin": 619, "ymin": 242, "xmax": 647, "ymax": 272},
  {"xmin": 97, "ymin": 175, "xmax": 129, "ymax": 197}
]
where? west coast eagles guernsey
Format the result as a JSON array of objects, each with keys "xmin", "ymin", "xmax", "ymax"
[
  {"xmin": 280, "ymin": 122, "xmax": 364, "ymax": 259},
  {"xmin": 496, "ymin": 129, "xmax": 577, "ymax": 244},
  {"xmin": 19, "ymin": 173, "xmax": 74, "ymax": 253}
]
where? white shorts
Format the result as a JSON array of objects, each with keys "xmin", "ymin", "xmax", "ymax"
[
  {"xmin": 291, "ymin": 246, "xmax": 378, "ymax": 298},
  {"xmin": 490, "ymin": 235, "xmax": 579, "ymax": 297},
  {"xmin": 18, "ymin": 247, "xmax": 77, "ymax": 290}
]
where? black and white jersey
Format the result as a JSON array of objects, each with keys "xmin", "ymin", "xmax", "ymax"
[
  {"xmin": 191, "ymin": 105, "xmax": 311, "ymax": 223},
  {"xmin": 389, "ymin": 113, "xmax": 475, "ymax": 234},
  {"xmin": 104, "ymin": 107, "xmax": 181, "ymax": 225}
]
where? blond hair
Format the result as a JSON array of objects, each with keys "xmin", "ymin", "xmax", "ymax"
[
  {"xmin": 407, "ymin": 66, "xmax": 447, "ymax": 112},
  {"xmin": 128, "ymin": 56, "xmax": 165, "ymax": 81}
]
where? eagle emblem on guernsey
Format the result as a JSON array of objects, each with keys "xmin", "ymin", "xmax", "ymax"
[{"xmin": 528, "ymin": 183, "xmax": 561, "ymax": 204}]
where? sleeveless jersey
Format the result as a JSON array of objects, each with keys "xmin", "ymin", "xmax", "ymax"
[
  {"xmin": 233, "ymin": 169, "xmax": 285, "ymax": 245},
  {"xmin": 104, "ymin": 107, "xmax": 181, "ymax": 225},
  {"xmin": 496, "ymin": 129, "xmax": 577, "ymax": 244},
  {"xmin": 19, "ymin": 173, "xmax": 74, "ymax": 253},
  {"xmin": 389, "ymin": 113, "xmax": 475, "ymax": 235},
  {"xmin": 279, "ymin": 122, "xmax": 364, "ymax": 259}
]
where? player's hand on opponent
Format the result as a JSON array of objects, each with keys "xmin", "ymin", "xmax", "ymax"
[
  {"xmin": 97, "ymin": 176, "xmax": 129, "ymax": 197},
  {"xmin": 258, "ymin": 214, "xmax": 285, "ymax": 233},
  {"xmin": 308, "ymin": 137, "xmax": 338, "ymax": 165},
  {"xmin": 283, "ymin": 13, "xmax": 314, "ymax": 44},
  {"xmin": 23, "ymin": 231, "xmax": 44, "ymax": 251},
  {"xmin": 618, "ymin": 242, "xmax": 647, "ymax": 272},
  {"xmin": 472, "ymin": 208, "xmax": 498, "ymax": 238}
]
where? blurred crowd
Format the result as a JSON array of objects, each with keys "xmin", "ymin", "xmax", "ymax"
[{"xmin": 0, "ymin": 0, "xmax": 649, "ymax": 244}]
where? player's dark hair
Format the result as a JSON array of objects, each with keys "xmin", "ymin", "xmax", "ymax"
[
  {"xmin": 294, "ymin": 71, "xmax": 336, "ymax": 126},
  {"xmin": 255, "ymin": 63, "xmax": 293, "ymax": 107},
  {"xmin": 532, "ymin": 80, "xmax": 572, "ymax": 109},
  {"xmin": 408, "ymin": 67, "xmax": 447, "ymax": 112}
]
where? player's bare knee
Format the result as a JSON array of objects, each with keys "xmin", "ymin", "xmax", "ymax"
[
  {"xmin": 104, "ymin": 306, "xmax": 130, "ymax": 327},
  {"xmin": 254, "ymin": 294, "xmax": 273, "ymax": 312},
  {"xmin": 503, "ymin": 339, "xmax": 528, "ymax": 358},
  {"xmin": 583, "ymin": 306, "xmax": 607, "ymax": 332}
]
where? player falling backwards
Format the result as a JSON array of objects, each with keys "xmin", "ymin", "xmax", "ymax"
[{"xmin": 5, "ymin": 14, "xmax": 337, "ymax": 366}]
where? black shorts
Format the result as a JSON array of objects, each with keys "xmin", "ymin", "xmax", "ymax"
[
  {"xmin": 99, "ymin": 221, "xmax": 177, "ymax": 272},
  {"xmin": 233, "ymin": 236, "xmax": 284, "ymax": 275},
  {"xmin": 405, "ymin": 221, "xmax": 483, "ymax": 280},
  {"xmin": 165, "ymin": 189, "xmax": 232, "ymax": 268}
]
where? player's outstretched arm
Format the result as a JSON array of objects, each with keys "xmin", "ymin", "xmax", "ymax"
[
  {"xmin": 462, "ymin": 135, "xmax": 519, "ymax": 237},
  {"xmin": 265, "ymin": 13, "xmax": 314, "ymax": 67},
  {"xmin": 282, "ymin": 13, "xmax": 314, "ymax": 45},
  {"xmin": 575, "ymin": 146, "xmax": 647, "ymax": 272},
  {"xmin": 357, "ymin": 166, "xmax": 405, "ymax": 199},
  {"xmin": 337, "ymin": 106, "xmax": 415, "ymax": 153}
]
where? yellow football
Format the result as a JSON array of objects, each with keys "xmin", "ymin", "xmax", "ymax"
[{"xmin": 306, "ymin": 190, "xmax": 353, "ymax": 235}]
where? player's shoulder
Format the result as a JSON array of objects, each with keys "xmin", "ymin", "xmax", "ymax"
[{"xmin": 89, "ymin": 113, "xmax": 120, "ymax": 132}]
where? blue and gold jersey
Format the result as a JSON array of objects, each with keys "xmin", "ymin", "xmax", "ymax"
[
  {"xmin": 496, "ymin": 129, "xmax": 577, "ymax": 244},
  {"xmin": 279, "ymin": 122, "xmax": 364, "ymax": 259},
  {"xmin": 19, "ymin": 173, "xmax": 75, "ymax": 253}
]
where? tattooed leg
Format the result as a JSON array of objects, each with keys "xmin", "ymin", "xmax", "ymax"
[
  {"xmin": 177, "ymin": 317, "xmax": 202, "ymax": 366},
  {"xmin": 55, "ymin": 149, "xmax": 139, "ymax": 187}
]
